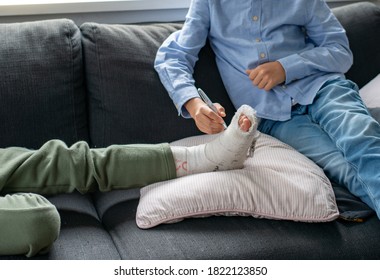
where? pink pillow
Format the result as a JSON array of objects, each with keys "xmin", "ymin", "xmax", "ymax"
[{"xmin": 136, "ymin": 133, "xmax": 339, "ymax": 229}]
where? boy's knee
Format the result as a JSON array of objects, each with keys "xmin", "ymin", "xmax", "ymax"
[{"xmin": 0, "ymin": 193, "xmax": 61, "ymax": 257}]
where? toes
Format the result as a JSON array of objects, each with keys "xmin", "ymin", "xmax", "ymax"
[
  {"xmin": 238, "ymin": 116, "xmax": 251, "ymax": 132},
  {"xmin": 233, "ymin": 105, "xmax": 258, "ymax": 133},
  {"xmin": 241, "ymin": 118, "xmax": 251, "ymax": 132}
]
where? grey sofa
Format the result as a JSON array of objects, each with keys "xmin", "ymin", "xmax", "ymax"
[{"xmin": 1, "ymin": 2, "xmax": 380, "ymax": 259}]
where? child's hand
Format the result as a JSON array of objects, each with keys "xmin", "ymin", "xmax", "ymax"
[
  {"xmin": 246, "ymin": 61, "xmax": 286, "ymax": 91},
  {"xmin": 185, "ymin": 98, "xmax": 226, "ymax": 134}
]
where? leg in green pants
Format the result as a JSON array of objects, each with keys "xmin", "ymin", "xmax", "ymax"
[
  {"xmin": 0, "ymin": 193, "xmax": 60, "ymax": 257},
  {"xmin": 0, "ymin": 140, "xmax": 177, "ymax": 195},
  {"xmin": 0, "ymin": 140, "xmax": 177, "ymax": 257},
  {"xmin": 0, "ymin": 106, "xmax": 258, "ymax": 257}
]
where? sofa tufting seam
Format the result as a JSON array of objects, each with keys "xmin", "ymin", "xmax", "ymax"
[
  {"xmin": 89, "ymin": 193, "xmax": 123, "ymax": 260},
  {"xmin": 65, "ymin": 19, "xmax": 79, "ymax": 143},
  {"xmin": 92, "ymin": 24, "xmax": 106, "ymax": 148}
]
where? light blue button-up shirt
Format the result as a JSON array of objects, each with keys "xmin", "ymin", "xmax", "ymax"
[{"xmin": 154, "ymin": 0, "xmax": 353, "ymax": 121}]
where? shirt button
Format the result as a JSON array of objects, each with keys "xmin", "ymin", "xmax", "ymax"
[
  {"xmin": 260, "ymin": 53, "xmax": 266, "ymax": 58},
  {"xmin": 282, "ymin": 85, "xmax": 287, "ymax": 89},
  {"xmin": 255, "ymin": 38, "xmax": 261, "ymax": 42},
  {"xmin": 252, "ymin": 16, "xmax": 259, "ymax": 21}
]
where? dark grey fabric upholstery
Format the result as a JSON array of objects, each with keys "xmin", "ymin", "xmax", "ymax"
[
  {"xmin": 80, "ymin": 23, "xmax": 198, "ymax": 147},
  {"xmin": 335, "ymin": 2, "xmax": 380, "ymax": 87},
  {"xmin": 101, "ymin": 194, "xmax": 380, "ymax": 260},
  {"xmin": 46, "ymin": 193, "xmax": 120, "ymax": 260},
  {"xmin": 37, "ymin": 210, "xmax": 121, "ymax": 260},
  {"xmin": 0, "ymin": 19, "xmax": 89, "ymax": 149}
]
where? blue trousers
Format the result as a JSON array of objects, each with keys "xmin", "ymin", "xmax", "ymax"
[{"xmin": 259, "ymin": 78, "xmax": 380, "ymax": 219}]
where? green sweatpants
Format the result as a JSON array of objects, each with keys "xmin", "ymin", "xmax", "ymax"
[{"xmin": 0, "ymin": 140, "xmax": 177, "ymax": 257}]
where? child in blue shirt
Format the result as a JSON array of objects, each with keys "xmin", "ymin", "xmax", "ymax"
[{"xmin": 155, "ymin": 0, "xmax": 380, "ymax": 218}]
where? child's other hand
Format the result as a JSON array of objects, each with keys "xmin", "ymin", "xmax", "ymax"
[
  {"xmin": 185, "ymin": 98, "xmax": 226, "ymax": 134},
  {"xmin": 246, "ymin": 61, "xmax": 286, "ymax": 91}
]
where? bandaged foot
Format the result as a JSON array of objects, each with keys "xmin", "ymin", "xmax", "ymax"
[{"xmin": 172, "ymin": 105, "xmax": 260, "ymax": 177}]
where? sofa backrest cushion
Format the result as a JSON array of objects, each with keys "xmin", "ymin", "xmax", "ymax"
[
  {"xmin": 81, "ymin": 23, "xmax": 236, "ymax": 147},
  {"xmin": 334, "ymin": 2, "xmax": 380, "ymax": 88},
  {"xmin": 0, "ymin": 19, "xmax": 88, "ymax": 149}
]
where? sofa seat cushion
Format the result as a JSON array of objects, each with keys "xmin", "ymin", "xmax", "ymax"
[
  {"xmin": 101, "ymin": 196, "xmax": 380, "ymax": 259},
  {"xmin": 0, "ymin": 19, "xmax": 89, "ymax": 149}
]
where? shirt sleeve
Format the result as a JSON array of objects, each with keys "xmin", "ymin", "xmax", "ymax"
[
  {"xmin": 277, "ymin": 0, "xmax": 353, "ymax": 85},
  {"xmin": 154, "ymin": 0, "xmax": 210, "ymax": 118}
]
